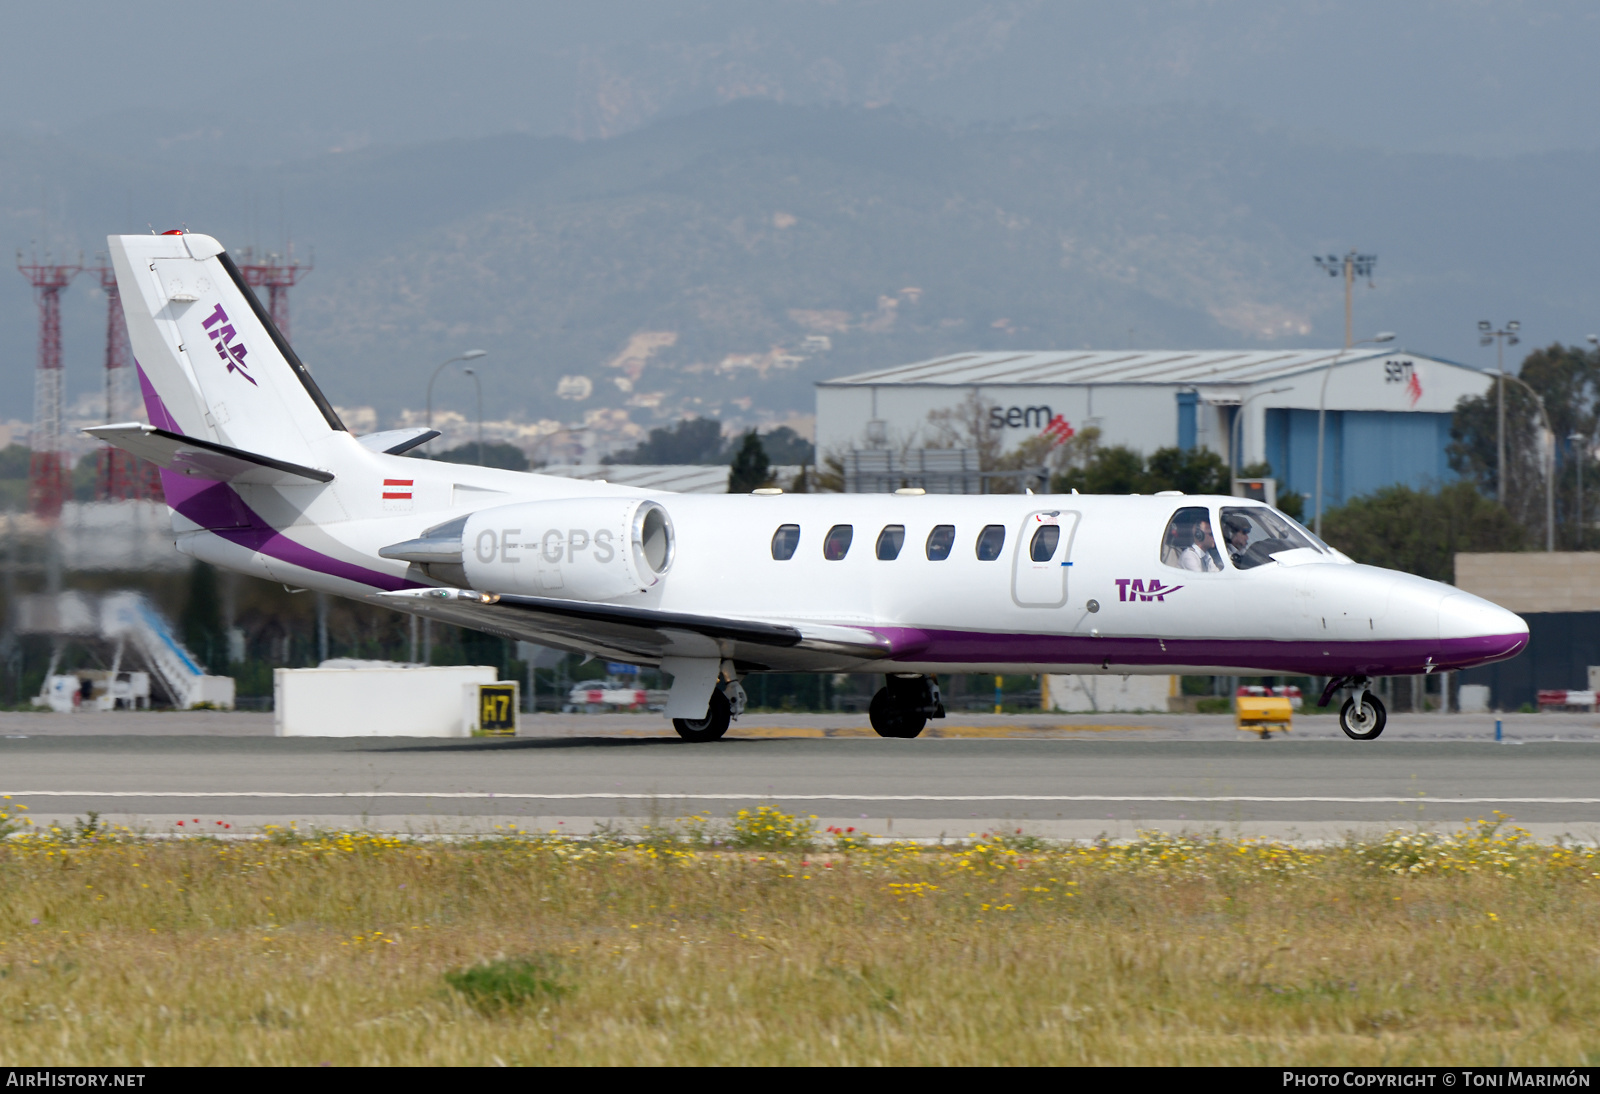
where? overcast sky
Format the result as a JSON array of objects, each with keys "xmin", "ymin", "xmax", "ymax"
[{"xmin": 2, "ymin": 1, "xmax": 1597, "ymax": 158}]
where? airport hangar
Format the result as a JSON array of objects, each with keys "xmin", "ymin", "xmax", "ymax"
[{"xmin": 814, "ymin": 348, "xmax": 1495, "ymax": 506}]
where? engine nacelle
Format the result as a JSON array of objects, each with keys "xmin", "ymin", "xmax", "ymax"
[{"xmin": 458, "ymin": 497, "xmax": 674, "ymax": 600}]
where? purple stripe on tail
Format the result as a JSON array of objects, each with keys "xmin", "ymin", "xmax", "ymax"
[{"xmin": 136, "ymin": 363, "xmax": 418, "ymax": 593}]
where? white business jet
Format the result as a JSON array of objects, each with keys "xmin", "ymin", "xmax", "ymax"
[{"xmin": 89, "ymin": 232, "xmax": 1528, "ymax": 742}]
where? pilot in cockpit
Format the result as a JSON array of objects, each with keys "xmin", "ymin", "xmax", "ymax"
[
  {"xmin": 1222, "ymin": 514, "xmax": 1253, "ymax": 568},
  {"xmin": 1178, "ymin": 518, "xmax": 1223, "ymax": 572}
]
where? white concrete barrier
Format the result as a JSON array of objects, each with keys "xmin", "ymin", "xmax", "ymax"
[
  {"xmin": 1043, "ymin": 673, "xmax": 1177, "ymax": 713},
  {"xmin": 274, "ymin": 665, "xmax": 499, "ymax": 737}
]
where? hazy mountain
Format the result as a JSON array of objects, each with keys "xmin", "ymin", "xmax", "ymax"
[
  {"xmin": 2, "ymin": 100, "xmax": 1598, "ymax": 445},
  {"xmin": 4, "ymin": 2, "xmax": 1597, "ymax": 159}
]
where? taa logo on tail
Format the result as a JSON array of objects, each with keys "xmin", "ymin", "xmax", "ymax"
[{"xmin": 200, "ymin": 304, "xmax": 257, "ymax": 387}]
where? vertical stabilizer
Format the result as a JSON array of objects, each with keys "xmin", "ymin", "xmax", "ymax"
[{"xmin": 108, "ymin": 232, "xmax": 344, "ymax": 465}]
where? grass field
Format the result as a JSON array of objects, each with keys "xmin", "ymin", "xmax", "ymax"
[{"xmin": 1, "ymin": 804, "xmax": 1598, "ymax": 1066}]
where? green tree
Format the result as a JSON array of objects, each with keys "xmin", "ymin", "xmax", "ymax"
[
  {"xmin": 1055, "ymin": 445, "xmax": 1229, "ymax": 496},
  {"xmin": 72, "ymin": 454, "xmax": 98, "ymax": 502},
  {"xmin": 757, "ymin": 426, "xmax": 815, "ymax": 465},
  {"xmin": 1145, "ymin": 446, "xmax": 1230, "ymax": 495},
  {"xmin": 1055, "ymin": 445, "xmax": 1144, "ymax": 494},
  {"xmin": 0, "ymin": 445, "xmax": 29, "ymax": 479},
  {"xmin": 434, "ymin": 442, "xmax": 529, "ymax": 471},
  {"xmin": 607, "ymin": 418, "xmax": 726, "ymax": 464},
  {"xmin": 1449, "ymin": 342, "xmax": 1600, "ymax": 547},
  {"xmin": 1318, "ymin": 481, "xmax": 1525, "ymax": 583},
  {"xmin": 180, "ymin": 561, "xmax": 226, "ymax": 672},
  {"xmin": 727, "ymin": 430, "xmax": 772, "ymax": 493}
]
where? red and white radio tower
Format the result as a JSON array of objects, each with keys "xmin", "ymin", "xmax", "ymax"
[
  {"xmin": 89, "ymin": 261, "xmax": 156, "ymax": 501},
  {"xmin": 16, "ymin": 252, "xmax": 81, "ymax": 521},
  {"xmin": 237, "ymin": 244, "xmax": 311, "ymax": 340}
]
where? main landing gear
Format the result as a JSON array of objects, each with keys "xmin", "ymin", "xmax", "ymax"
[
  {"xmin": 1320, "ymin": 675, "xmax": 1387, "ymax": 741},
  {"xmin": 869, "ymin": 674, "xmax": 946, "ymax": 739},
  {"xmin": 673, "ymin": 680, "xmax": 747, "ymax": 742}
]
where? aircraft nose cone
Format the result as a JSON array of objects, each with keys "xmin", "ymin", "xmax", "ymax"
[
  {"xmin": 1439, "ymin": 592, "xmax": 1525, "ymax": 639},
  {"xmin": 1438, "ymin": 592, "xmax": 1529, "ymax": 663}
]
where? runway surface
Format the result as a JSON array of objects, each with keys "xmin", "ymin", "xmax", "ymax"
[{"xmin": 3, "ymin": 710, "xmax": 1599, "ymax": 841}]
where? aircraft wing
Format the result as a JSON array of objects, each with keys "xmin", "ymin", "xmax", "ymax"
[
  {"xmin": 377, "ymin": 587, "xmax": 891, "ymax": 672},
  {"xmin": 84, "ymin": 423, "xmax": 333, "ymax": 485}
]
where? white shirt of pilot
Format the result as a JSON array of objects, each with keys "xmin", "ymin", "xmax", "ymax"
[{"xmin": 1179, "ymin": 542, "xmax": 1221, "ymax": 572}]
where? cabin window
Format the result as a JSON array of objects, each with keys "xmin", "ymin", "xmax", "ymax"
[
  {"xmin": 975, "ymin": 524, "xmax": 1006, "ymax": 561},
  {"xmin": 925, "ymin": 525, "xmax": 956, "ymax": 561},
  {"xmin": 771, "ymin": 524, "xmax": 800, "ymax": 561},
  {"xmin": 1218, "ymin": 506, "xmax": 1316, "ymax": 570},
  {"xmin": 823, "ymin": 524, "xmax": 854, "ymax": 561},
  {"xmin": 1161, "ymin": 505, "xmax": 1222, "ymax": 572},
  {"xmin": 1029, "ymin": 524, "xmax": 1061, "ymax": 562},
  {"xmin": 876, "ymin": 525, "xmax": 905, "ymax": 560}
]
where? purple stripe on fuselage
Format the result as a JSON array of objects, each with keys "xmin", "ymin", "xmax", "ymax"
[
  {"xmin": 135, "ymin": 362, "xmax": 418, "ymax": 593},
  {"xmin": 873, "ymin": 627, "xmax": 1528, "ymax": 676}
]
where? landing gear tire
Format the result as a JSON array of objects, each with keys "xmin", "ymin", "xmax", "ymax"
[
  {"xmin": 869, "ymin": 687, "xmax": 927, "ymax": 738},
  {"xmin": 1339, "ymin": 694, "xmax": 1387, "ymax": 741},
  {"xmin": 673, "ymin": 688, "xmax": 732, "ymax": 742}
]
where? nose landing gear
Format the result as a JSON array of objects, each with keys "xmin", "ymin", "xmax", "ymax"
[
  {"xmin": 1336, "ymin": 677, "xmax": 1387, "ymax": 741},
  {"xmin": 869, "ymin": 674, "xmax": 946, "ymax": 739}
]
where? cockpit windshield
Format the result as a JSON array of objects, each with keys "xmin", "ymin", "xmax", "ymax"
[
  {"xmin": 1281, "ymin": 513, "xmax": 1337, "ymax": 555},
  {"xmin": 1218, "ymin": 506, "xmax": 1321, "ymax": 570}
]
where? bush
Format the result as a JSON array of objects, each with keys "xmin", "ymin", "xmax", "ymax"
[
  {"xmin": 727, "ymin": 805, "xmax": 817, "ymax": 851},
  {"xmin": 445, "ymin": 955, "xmax": 570, "ymax": 1013}
]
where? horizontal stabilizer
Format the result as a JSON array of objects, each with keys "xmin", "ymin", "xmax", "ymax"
[
  {"xmin": 356, "ymin": 427, "xmax": 440, "ymax": 456},
  {"xmin": 83, "ymin": 423, "xmax": 334, "ymax": 485}
]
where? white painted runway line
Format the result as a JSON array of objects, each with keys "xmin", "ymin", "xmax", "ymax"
[{"xmin": 4, "ymin": 790, "xmax": 1600, "ymax": 805}]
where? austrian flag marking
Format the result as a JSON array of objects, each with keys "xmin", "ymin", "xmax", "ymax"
[{"xmin": 382, "ymin": 479, "xmax": 414, "ymax": 500}]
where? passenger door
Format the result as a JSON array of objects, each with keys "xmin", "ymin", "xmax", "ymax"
[{"xmin": 1012, "ymin": 510, "xmax": 1080, "ymax": 608}]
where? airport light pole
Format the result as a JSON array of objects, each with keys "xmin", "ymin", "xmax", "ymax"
[
  {"xmin": 1478, "ymin": 321, "xmax": 1520, "ymax": 504},
  {"xmin": 419, "ymin": 349, "xmax": 484, "ymax": 666},
  {"xmin": 1314, "ymin": 333, "xmax": 1396, "ymax": 536},
  {"xmin": 1570, "ymin": 431, "xmax": 1586, "ymax": 550},
  {"xmin": 1581, "ymin": 333, "xmax": 1600, "ymax": 549},
  {"xmin": 1488, "ymin": 368, "xmax": 1555, "ymax": 551},
  {"xmin": 462, "ymin": 367, "xmax": 484, "ymax": 465},
  {"xmin": 1230, "ymin": 386, "xmax": 1291, "ymax": 496},
  {"xmin": 1314, "ymin": 251, "xmax": 1377, "ymax": 348},
  {"xmin": 425, "ymin": 349, "xmax": 487, "ymax": 429}
]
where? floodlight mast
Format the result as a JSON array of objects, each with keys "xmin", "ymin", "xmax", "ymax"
[
  {"xmin": 1479, "ymin": 320, "xmax": 1521, "ymax": 504},
  {"xmin": 1313, "ymin": 332, "xmax": 1395, "ymax": 536},
  {"xmin": 1314, "ymin": 250, "xmax": 1377, "ymax": 348},
  {"xmin": 1486, "ymin": 367, "xmax": 1554, "ymax": 552},
  {"xmin": 1583, "ymin": 333, "xmax": 1600, "ymax": 549},
  {"xmin": 1570, "ymin": 431, "xmax": 1586, "ymax": 551}
]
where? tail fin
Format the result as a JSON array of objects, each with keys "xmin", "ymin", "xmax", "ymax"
[{"xmin": 108, "ymin": 232, "xmax": 345, "ymax": 465}]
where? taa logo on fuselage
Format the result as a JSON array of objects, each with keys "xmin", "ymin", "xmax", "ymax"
[
  {"xmin": 200, "ymin": 304, "xmax": 257, "ymax": 386},
  {"xmin": 1115, "ymin": 578, "xmax": 1182, "ymax": 602}
]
